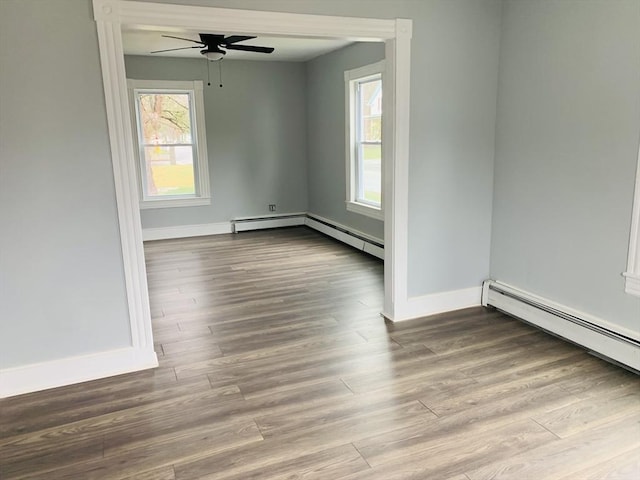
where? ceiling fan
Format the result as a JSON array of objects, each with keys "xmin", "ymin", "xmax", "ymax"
[{"xmin": 151, "ymin": 33, "xmax": 275, "ymax": 61}]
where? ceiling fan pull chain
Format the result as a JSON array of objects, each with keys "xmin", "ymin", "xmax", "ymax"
[
  {"xmin": 206, "ymin": 57, "xmax": 211, "ymax": 86},
  {"xmin": 218, "ymin": 60, "xmax": 223, "ymax": 88}
]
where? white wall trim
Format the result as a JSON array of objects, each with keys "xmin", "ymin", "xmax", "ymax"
[
  {"xmin": 127, "ymin": 79, "xmax": 199, "ymax": 90},
  {"xmin": 94, "ymin": 17, "xmax": 156, "ymax": 356},
  {"xmin": 390, "ymin": 286, "xmax": 482, "ymax": 322},
  {"xmin": 0, "ymin": 347, "xmax": 158, "ymax": 398},
  {"xmin": 482, "ymin": 280, "xmax": 640, "ymax": 371},
  {"xmin": 93, "ymin": 0, "xmax": 397, "ymax": 40},
  {"xmin": 344, "ymin": 60, "xmax": 387, "ymax": 83},
  {"xmin": 346, "ymin": 201, "xmax": 384, "ymax": 221},
  {"xmin": 139, "ymin": 197, "xmax": 211, "ymax": 209},
  {"xmin": 93, "ymin": 0, "xmax": 412, "ymax": 336},
  {"xmin": 143, "ymin": 222, "xmax": 232, "ymax": 241},
  {"xmin": 624, "ymin": 140, "xmax": 640, "ymax": 296},
  {"xmin": 383, "ymin": 20, "xmax": 412, "ymax": 321},
  {"xmin": 623, "ymin": 273, "xmax": 640, "ymax": 296}
]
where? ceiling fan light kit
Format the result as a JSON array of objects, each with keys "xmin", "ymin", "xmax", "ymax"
[{"xmin": 203, "ymin": 50, "xmax": 225, "ymax": 61}]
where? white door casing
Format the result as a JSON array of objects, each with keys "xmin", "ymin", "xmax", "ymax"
[{"xmin": 92, "ymin": 0, "xmax": 413, "ymax": 357}]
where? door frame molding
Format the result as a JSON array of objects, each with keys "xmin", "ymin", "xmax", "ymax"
[{"xmin": 92, "ymin": 0, "xmax": 412, "ymax": 356}]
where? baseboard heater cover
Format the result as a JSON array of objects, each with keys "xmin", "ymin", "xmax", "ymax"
[
  {"xmin": 232, "ymin": 213, "xmax": 306, "ymax": 232},
  {"xmin": 304, "ymin": 214, "xmax": 384, "ymax": 259},
  {"xmin": 230, "ymin": 213, "xmax": 383, "ymax": 259},
  {"xmin": 482, "ymin": 280, "xmax": 640, "ymax": 372}
]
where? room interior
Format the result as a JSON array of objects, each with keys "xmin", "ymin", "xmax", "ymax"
[
  {"xmin": 122, "ymin": 33, "xmax": 386, "ymax": 241},
  {"xmin": 0, "ymin": 0, "xmax": 639, "ymax": 478}
]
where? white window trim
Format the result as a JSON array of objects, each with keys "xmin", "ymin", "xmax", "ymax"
[
  {"xmin": 127, "ymin": 79, "xmax": 210, "ymax": 209},
  {"xmin": 624, "ymin": 142, "xmax": 640, "ymax": 296},
  {"xmin": 345, "ymin": 60, "xmax": 385, "ymax": 221}
]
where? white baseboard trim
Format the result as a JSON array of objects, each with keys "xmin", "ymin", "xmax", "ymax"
[
  {"xmin": 389, "ymin": 286, "xmax": 482, "ymax": 322},
  {"xmin": 143, "ymin": 222, "xmax": 232, "ymax": 241},
  {"xmin": 233, "ymin": 213, "xmax": 306, "ymax": 232},
  {"xmin": 0, "ymin": 347, "xmax": 158, "ymax": 398},
  {"xmin": 482, "ymin": 280, "xmax": 640, "ymax": 371},
  {"xmin": 305, "ymin": 213, "xmax": 384, "ymax": 260}
]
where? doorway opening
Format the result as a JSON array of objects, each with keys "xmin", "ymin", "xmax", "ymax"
[{"xmin": 93, "ymin": 0, "xmax": 412, "ymax": 366}]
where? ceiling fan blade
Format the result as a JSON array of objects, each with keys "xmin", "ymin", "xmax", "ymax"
[
  {"xmin": 151, "ymin": 46, "xmax": 202, "ymax": 54},
  {"xmin": 222, "ymin": 35, "xmax": 256, "ymax": 45},
  {"xmin": 161, "ymin": 35, "xmax": 204, "ymax": 45},
  {"xmin": 225, "ymin": 44, "xmax": 274, "ymax": 54}
]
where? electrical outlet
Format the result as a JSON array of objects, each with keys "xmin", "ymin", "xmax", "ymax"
[{"xmin": 269, "ymin": 204, "xmax": 276, "ymax": 212}]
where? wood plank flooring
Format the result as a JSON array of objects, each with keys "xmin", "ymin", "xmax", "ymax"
[{"xmin": 1, "ymin": 226, "xmax": 639, "ymax": 479}]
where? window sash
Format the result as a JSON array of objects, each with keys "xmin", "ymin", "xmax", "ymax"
[
  {"xmin": 353, "ymin": 75, "xmax": 382, "ymax": 208},
  {"xmin": 127, "ymin": 79, "xmax": 210, "ymax": 209},
  {"xmin": 343, "ymin": 61, "xmax": 384, "ymax": 220},
  {"xmin": 355, "ymin": 141, "xmax": 382, "ymax": 207},
  {"xmin": 133, "ymin": 89, "xmax": 200, "ymax": 201}
]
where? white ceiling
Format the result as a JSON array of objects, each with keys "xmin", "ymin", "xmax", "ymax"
[{"xmin": 122, "ymin": 30, "xmax": 354, "ymax": 62}]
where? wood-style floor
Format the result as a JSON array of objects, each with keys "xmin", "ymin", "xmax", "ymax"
[{"xmin": 1, "ymin": 227, "xmax": 639, "ymax": 479}]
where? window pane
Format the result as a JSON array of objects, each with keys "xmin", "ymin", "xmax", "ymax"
[
  {"xmin": 138, "ymin": 93, "xmax": 192, "ymax": 145},
  {"xmin": 358, "ymin": 143, "xmax": 382, "ymax": 205},
  {"xmin": 355, "ymin": 76, "xmax": 382, "ymax": 207},
  {"xmin": 358, "ymin": 79, "xmax": 382, "ymax": 142},
  {"xmin": 143, "ymin": 145, "xmax": 195, "ymax": 196}
]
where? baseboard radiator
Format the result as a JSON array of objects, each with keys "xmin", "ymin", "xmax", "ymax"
[
  {"xmin": 230, "ymin": 213, "xmax": 384, "ymax": 260},
  {"xmin": 482, "ymin": 280, "xmax": 640, "ymax": 372},
  {"xmin": 232, "ymin": 213, "xmax": 306, "ymax": 233},
  {"xmin": 304, "ymin": 214, "xmax": 384, "ymax": 259}
]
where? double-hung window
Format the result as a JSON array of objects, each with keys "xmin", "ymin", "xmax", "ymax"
[
  {"xmin": 128, "ymin": 79, "xmax": 210, "ymax": 209},
  {"xmin": 345, "ymin": 61, "xmax": 385, "ymax": 220}
]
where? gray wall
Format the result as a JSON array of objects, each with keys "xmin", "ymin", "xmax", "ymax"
[
  {"xmin": 0, "ymin": 0, "xmax": 132, "ymax": 368},
  {"xmin": 125, "ymin": 55, "xmax": 308, "ymax": 228},
  {"xmin": 306, "ymin": 42, "xmax": 386, "ymax": 239},
  {"xmin": 491, "ymin": 0, "xmax": 640, "ymax": 332},
  {"xmin": 406, "ymin": 0, "xmax": 501, "ymax": 295}
]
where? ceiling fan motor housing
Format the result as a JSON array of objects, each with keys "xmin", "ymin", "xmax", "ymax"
[{"xmin": 201, "ymin": 46, "xmax": 226, "ymax": 58}]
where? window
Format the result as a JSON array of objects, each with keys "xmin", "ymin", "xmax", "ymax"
[
  {"xmin": 345, "ymin": 61, "xmax": 385, "ymax": 220},
  {"xmin": 128, "ymin": 80, "xmax": 210, "ymax": 209},
  {"xmin": 624, "ymin": 143, "xmax": 640, "ymax": 296}
]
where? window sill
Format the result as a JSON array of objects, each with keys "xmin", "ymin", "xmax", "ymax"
[
  {"xmin": 623, "ymin": 272, "xmax": 640, "ymax": 297},
  {"xmin": 346, "ymin": 201, "xmax": 384, "ymax": 220},
  {"xmin": 140, "ymin": 197, "xmax": 211, "ymax": 210}
]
